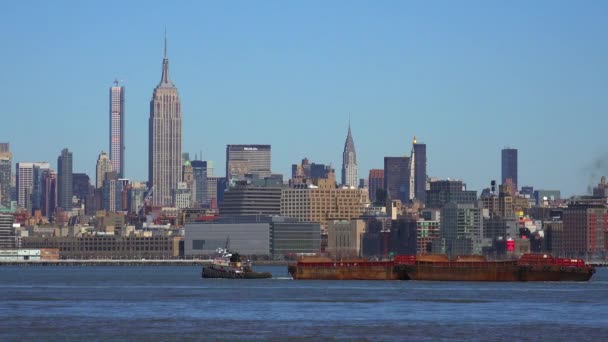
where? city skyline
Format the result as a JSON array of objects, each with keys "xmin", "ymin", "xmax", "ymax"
[{"xmin": 2, "ymin": 2, "xmax": 608, "ymax": 196}]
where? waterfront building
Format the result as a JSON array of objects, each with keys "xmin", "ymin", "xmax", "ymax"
[
  {"xmin": 0, "ymin": 143, "xmax": 11, "ymax": 208},
  {"xmin": 220, "ymin": 183, "xmax": 282, "ymax": 216},
  {"xmin": 501, "ymin": 148, "xmax": 518, "ymax": 190},
  {"xmin": 22, "ymin": 235, "xmax": 181, "ymax": 259},
  {"xmin": 95, "ymin": 151, "xmax": 113, "ymax": 189},
  {"xmin": 368, "ymin": 169, "xmax": 384, "ymax": 203},
  {"xmin": 0, "ymin": 214, "xmax": 15, "ymax": 248},
  {"xmin": 109, "ymin": 80, "xmax": 125, "ymax": 177},
  {"xmin": 327, "ymin": 219, "xmax": 365, "ymax": 258},
  {"xmin": 280, "ymin": 181, "xmax": 369, "ymax": 228},
  {"xmin": 426, "ymin": 179, "xmax": 478, "ymax": 209},
  {"xmin": 57, "ymin": 148, "xmax": 73, "ymax": 211},
  {"xmin": 408, "ymin": 137, "xmax": 427, "ymax": 203},
  {"xmin": 185, "ymin": 216, "xmax": 321, "ymax": 258},
  {"xmin": 16, "ymin": 162, "xmax": 50, "ymax": 211},
  {"xmin": 270, "ymin": 218, "xmax": 321, "ymax": 258},
  {"xmin": 149, "ymin": 35, "xmax": 182, "ymax": 206},
  {"xmin": 341, "ymin": 123, "xmax": 358, "ymax": 188},
  {"xmin": 226, "ymin": 145, "xmax": 271, "ymax": 183},
  {"xmin": 384, "ymin": 156, "xmax": 409, "ymax": 203}
]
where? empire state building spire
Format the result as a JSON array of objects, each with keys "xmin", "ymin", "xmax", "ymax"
[
  {"xmin": 159, "ymin": 31, "xmax": 174, "ymax": 88},
  {"xmin": 149, "ymin": 33, "xmax": 182, "ymax": 206},
  {"xmin": 341, "ymin": 119, "xmax": 358, "ymax": 187}
]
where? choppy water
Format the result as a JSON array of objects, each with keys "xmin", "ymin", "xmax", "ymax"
[{"xmin": 0, "ymin": 266, "xmax": 607, "ymax": 341}]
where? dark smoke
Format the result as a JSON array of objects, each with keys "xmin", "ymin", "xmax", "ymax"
[{"xmin": 584, "ymin": 154, "xmax": 608, "ymax": 194}]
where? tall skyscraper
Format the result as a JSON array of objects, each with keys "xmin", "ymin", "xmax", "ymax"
[
  {"xmin": 109, "ymin": 80, "xmax": 125, "ymax": 177},
  {"xmin": 226, "ymin": 145, "xmax": 271, "ymax": 183},
  {"xmin": 368, "ymin": 169, "xmax": 384, "ymax": 203},
  {"xmin": 341, "ymin": 122, "xmax": 358, "ymax": 187},
  {"xmin": 16, "ymin": 162, "xmax": 50, "ymax": 210},
  {"xmin": 384, "ymin": 156, "xmax": 409, "ymax": 203},
  {"xmin": 191, "ymin": 160, "xmax": 208, "ymax": 206},
  {"xmin": 96, "ymin": 151, "xmax": 113, "ymax": 189},
  {"xmin": 40, "ymin": 169, "xmax": 56, "ymax": 218},
  {"xmin": 57, "ymin": 148, "xmax": 73, "ymax": 211},
  {"xmin": 149, "ymin": 34, "xmax": 182, "ymax": 206},
  {"xmin": 408, "ymin": 137, "xmax": 427, "ymax": 203},
  {"xmin": 501, "ymin": 148, "xmax": 518, "ymax": 190},
  {"xmin": 0, "ymin": 143, "xmax": 11, "ymax": 208}
]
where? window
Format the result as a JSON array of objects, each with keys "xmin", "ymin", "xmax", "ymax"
[{"xmin": 192, "ymin": 240, "xmax": 205, "ymax": 250}]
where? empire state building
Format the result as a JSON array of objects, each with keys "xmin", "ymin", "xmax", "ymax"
[{"xmin": 149, "ymin": 35, "xmax": 182, "ymax": 206}]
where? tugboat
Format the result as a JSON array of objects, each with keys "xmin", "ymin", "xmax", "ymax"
[{"xmin": 201, "ymin": 246, "xmax": 272, "ymax": 279}]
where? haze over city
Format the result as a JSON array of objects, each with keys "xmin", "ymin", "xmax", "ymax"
[{"xmin": 2, "ymin": 1, "xmax": 608, "ymax": 196}]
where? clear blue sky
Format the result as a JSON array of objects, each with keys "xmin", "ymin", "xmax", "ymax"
[{"xmin": 1, "ymin": 1, "xmax": 607, "ymax": 196}]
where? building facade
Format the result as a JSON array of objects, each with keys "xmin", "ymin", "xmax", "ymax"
[
  {"xmin": 0, "ymin": 143, "xmax": 11, "ymax": 208},
  {"xmin": 109, "ymin": 81, "xmax": 125, "ymax": 177},
  {"xmin": 327, "ymin": 219, "xmax": 365, "ymax": 258},
  {"xmin": 440, "ymin": 202, "xmax": 483, "ymax": 257},
  {"xmin": 501, "ymin": 148, "xmax": 518, "ymax": 190},
  {"xmin": 368, "ymin": 169, "xmax": 384, "ymax": 203},
  {"xmin": 0, "ymin": 214, "xmax": 15, "ymax": 248},
  {"xmin": 57, "ymin": 148, "xmax": 73, "ymax": 211},
  {"xmin": 96, "ymin": 151, "xmax": 113, "ymax": 189},
  {"xmin": 341, "ymin": 123, "xmax": 358, "ymax": 187},
  {"xmin": 225, "ymin": 145, "xmax": 271, "ymax": 183},
  {"xmin": 280, "ymin": 183, "xmax": 369, "ymax": 228},
  {"xmin": 191, "ymin": 160, "xmax": 208, "ymax": 206},
  {"xmin": 220, "ymin": 184, "xmax": 282, "ymax": 216},
  {"xmin": 16, "ymin": 162, "xmax": 50, "ymax": 211},
  {"xmin": 384, "ymin": 156, "xmax": 409, "ymax": 203},
  {"xmin": 149, "ymin": 36, "xmax": 182, "ymax": 206},
  {"xmin": 409, "ymin": 138, "xmax": 427, "ymax": 203},
  {"xmin": 426, "ymin": 179, "xmax": 478, "ymax": 209}
]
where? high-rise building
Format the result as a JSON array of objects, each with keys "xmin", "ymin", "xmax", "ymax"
[
  {"xmin": 109, "ymin": 80, "xmax": 125, "ymax": 177},
  {"xmin": 16, "ymin": 162, "xmax": 50, "ymax": 210},
  {"xmin": 0, "ymin": 214, "xmax": 15, "ymax": 248},
  {"xmin": 191, "ymin": 160, "xmax": 208, "ymax": 206},
  {"xmin": 562, "ymin": 201, "xmax": 608, "ymax": 258},
  {"xmin": 426, "ymin": 179, "xmax": 478, "ymax": 209},
  {"xmin": 149, "ymin": 35, "xmax": 182, "ymax": 206},
  {"xmin": 501, "ymin": 148, "xmax": 518, "ymax": 190},
  {"xmin": 441, "ymin": 202, "xmax": 483, "ymax": 257},
  {"xmin": 57, "ymin": 148, "xmax": 73, "ymax": 211},
  {"xmin": 40, "ymin": 169, "xmax": 56, "ymax": 218},
  {"xmin": 384, "ymin": 156, "xmax": 409, "ymax": 203},
  {"xmin": 96, "ymin": 151, "xmax": 113, "ymax": 189},
  {"xmin": 0, "ymin": 143, "xmax": 11, "ymax": 208},
  {"xmin": 72, "ymin": 173, "xmax": 93, "ymax": 207},
  {"xmin": 409, "ymin": 137, "xmax": 427, "ymax": 203},
  {"xmin": 173, "ymin": 182, "xmax": 191, "ymax": 209},
  {"xmin": 220, "ymin": 183, "xmax": 283, "ymax": 216},
  {"xmin": 368, "ymin": 169, "xmax": 384, "ymax": 203},
  {"xmin": 226, "ymin": 145, "xmax": 271, "ymax": 183},
  {"xmin": 341, "ymin": 123, "xmax": 358, "ymax": 187}
]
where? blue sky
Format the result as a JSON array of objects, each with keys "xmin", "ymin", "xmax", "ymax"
[{"xmin": 1, "ymin": 1, "xmax": 607, "ymax": 196}]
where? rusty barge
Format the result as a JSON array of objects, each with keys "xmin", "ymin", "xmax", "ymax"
[{"xmin": 288, "ymin": 254, "xmax": 595, "ymax": 281}]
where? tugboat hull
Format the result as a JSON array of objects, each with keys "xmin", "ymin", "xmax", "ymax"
[{"xmin": 202, "ymin": 266, "xmax": 272, "ymax": 279}]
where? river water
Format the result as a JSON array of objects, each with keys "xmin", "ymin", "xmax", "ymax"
[{"xmin": 0, "ymin": 266, "xmax": 606, "ymax": 341}]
